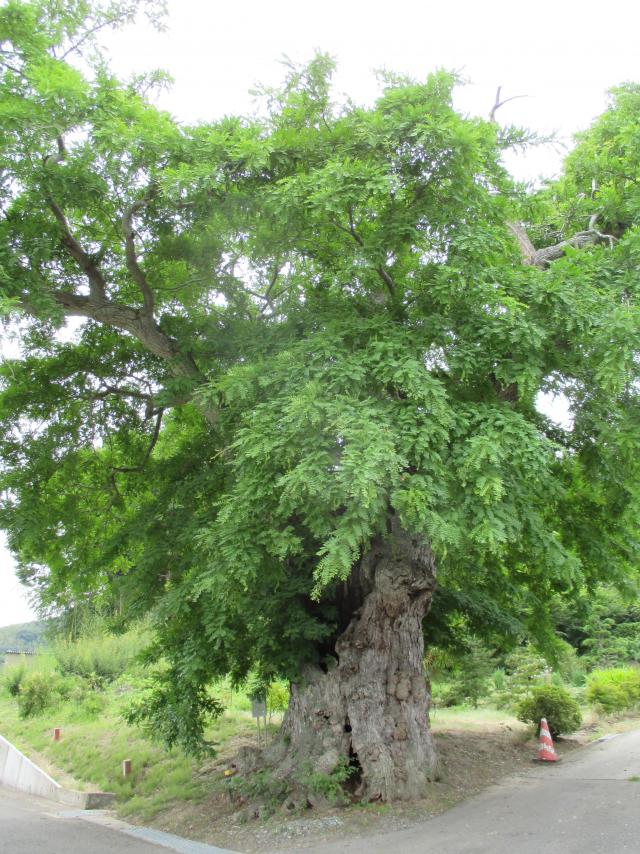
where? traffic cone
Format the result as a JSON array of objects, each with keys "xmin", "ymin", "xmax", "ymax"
[{"xmin": 537, "ymin": 717, "xmax": 558, "ymax": 762}]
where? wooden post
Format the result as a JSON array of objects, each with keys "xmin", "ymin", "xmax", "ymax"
[
  {"xmin": 122, "ymin": 759, "xmax": 132, "ymax": 777},
  {"xmin": 251, "ymin": 695, "xmax": 267, "ymax": 748},
  {"xmin": 53, "ymin": 728, "xmax": 61, "ymax": 741}
]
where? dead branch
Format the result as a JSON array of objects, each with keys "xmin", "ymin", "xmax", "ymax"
[
  {"xmin": 489, "ymin": 90, "xmax": 616, "ymax": 268},
  {"xmin": 528, "ymin": 223, "xmax": 616, "ymax": 268},
  {"xmin": 489, "ymin": 86, "xmax": 527, "ymax": 124},
  {"xmin": 506, "ymin": 222, "xmax": 537, "ymax": 264}
]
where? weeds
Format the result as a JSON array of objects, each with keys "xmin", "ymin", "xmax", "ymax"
[
  {"xmin": 3, "ymin": 664, "xmax": 26, "ymax": 697},
  {"xmin": 299, "ymin": 757, "xmax": 358, "ymax": 805},
  {"xmin": 228, "ymin": 769, "xmax": 291, "ymax": 816}
]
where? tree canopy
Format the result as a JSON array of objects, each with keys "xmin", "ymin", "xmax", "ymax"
[{"xmin": 1, "ymin": 0, "xmax": 638, "ymax": 790}]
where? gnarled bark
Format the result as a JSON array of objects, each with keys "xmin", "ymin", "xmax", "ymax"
[{"xmin": 266, "ymin": 518, "xmax": 438, "ymax": 803}]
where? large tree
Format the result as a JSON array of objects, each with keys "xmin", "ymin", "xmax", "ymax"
[{"xmin": 1, "ymin": 1, "xmax": 638, "ymax": 801}]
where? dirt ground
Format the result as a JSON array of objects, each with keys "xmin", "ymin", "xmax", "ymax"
[{"xmin": 147, "ymin": 723, "xmax": 586, "ymax": 854}]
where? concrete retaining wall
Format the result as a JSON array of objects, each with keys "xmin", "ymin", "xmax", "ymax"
[{"xmin": 0, "ymin": 733, "xmax": 114, "ymax": 808}]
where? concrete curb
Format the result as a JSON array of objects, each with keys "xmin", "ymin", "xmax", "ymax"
[
  {"xmin": 0, "ymin": 733, "xmax": 115, "ymax": 809},
  {"xmin": 59, "ymin": 810, "xmax": 240, "ymax": 853}
]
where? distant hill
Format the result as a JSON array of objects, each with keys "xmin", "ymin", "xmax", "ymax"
[{"xmin": 0, "ymin": 621, "xmax": 49, "ymax": 662}]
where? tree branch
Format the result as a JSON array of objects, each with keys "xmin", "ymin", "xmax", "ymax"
[
  {"xmin": 489, "ymin": 92, "xmax": 616, "ymax": 269},
  {"xmin": 122, "ymin": 196, "xmax": 155, "ymax": 315},
  {"xmin": 347, "ymin": 207, "xmax": 365, "ymax": 247},
  {"xmin": 87, "ymin": 382, "xmax": 155, "ymax": 411},
  {"xmin": 258, "ymin": 262, "xmax": 282, "ymax": 317},
  {"xmin": 529, "ymin": 225, "xmax": 616, "ymax": 268},
  {"xmin": 489, "ymin": 86, "xmax": 527, "ymax": 123},
  {"xmin": 0, "ymin": 55, "xmax": 26, "ymax": 77},
  {"xmin": 97, "ymin": 382, "xmax": 152, "ymax": 401},
  {"xmin": 60, "ymin": 13, "xmax": 124, "ymax": 60},
  {"xmin": 334, "ymin": 210, "xmax": 396, "ymax": 298},
  {"xmin": 506, "ymin": 221, "xmax": 537, "ymax": 264},
  {"xmin": 47, "ymin": 198, "xmax": 109, "ymax": 301},
  {"xmin": 43, "ymin": 135, "xmax": 67, "ymax": 168},
  {"xmin": 111, "ymin": 409, "xmax": 164, "ymax": 473}
]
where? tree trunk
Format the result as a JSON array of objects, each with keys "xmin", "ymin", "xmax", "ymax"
[{"xmin": 268, "ymin": 518, "xmax": 438, "ymax": 803}]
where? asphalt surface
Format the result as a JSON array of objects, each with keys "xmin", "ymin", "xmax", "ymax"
[
  {"xmin": 283, "ymin": 729, "xmax": 640, "ymax": 854},
  {"xmin": 0, "ymin": 785, "xmax": 235, "ymax": 854}
]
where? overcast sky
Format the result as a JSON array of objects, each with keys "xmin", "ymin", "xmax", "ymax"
[{"xmin": 1, "ymin": 0, "xmax": 638, "ymax": 627}]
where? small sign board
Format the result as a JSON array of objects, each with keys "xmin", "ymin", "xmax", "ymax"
[{"xmin": 251, "ymin": 698, "xmax": 266, "ymax": 719}]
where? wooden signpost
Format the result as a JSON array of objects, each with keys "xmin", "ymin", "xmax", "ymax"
[{"xmin": 251, "ymin": 694, "xmax": 267, "ymax": 746}]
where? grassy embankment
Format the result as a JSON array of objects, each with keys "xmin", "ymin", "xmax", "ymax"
[
  {"xmin": 1, "ymin": 630, "xmax": 638, "ymax": 825},
  {"xmin": 3, "ymin": 680, "xmax": 637, "ymax": 824},
  {"xmin": 0, "ymin": 670, "xmax": 279, "ymax": 821}
]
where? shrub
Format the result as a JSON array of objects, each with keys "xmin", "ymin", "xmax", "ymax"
[
  {"xmin": 494, "ymin": 645, "xmax": 550, "ymax": 709},
  {"xmin": 52, "ymin": 627, "xmax": 147, "ymax": 684},
  {"xmin": 449, "ymin": 637, "xmax": 495, "ymax": 708},
  {"xmin": 586, "ymin": 667, "xmax": 640, "ymax": 713},
  {"xmin": 492, "ymin": 668, "xmax": 506, "ymax": 692},
  {"xmin": 552, "ymin": 640, "xmax": 587, "ymax": 687},
  {"xmin": 516, "ymin": 684, "xmax": 582, "ymax": 737},
  {"xmin": 227, "ymin": 768, "xmax": 290, "ymax": 814},
  {"xmin": 580, "ymin": 589, "xmax": 640, "ymax": 668},
  {"xmin": 3, "ymin": 665, "xmax": 26, "ymax": 697},
  {"xmin": 17, "ymin": 671, "xmax": 58, "ymax": 718},
  {"xmin": 299, "ymin": 757, "xmax": 358, "ymax": 805},
  {"xmin": 434, "ymin": 681, "xmax": 469, "ymax": 708},
  {"xmin": 80, "ymin": 691, "xmax": 109, "ymax": 719}
]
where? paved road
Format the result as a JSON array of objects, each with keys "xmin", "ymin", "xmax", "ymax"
[
  {"xmin": 283, "ymin": 729, "xmax": 640, "ymax": 854},
  {"xmin": 0, "ymin": 785, "xmax": 233, "ymax": 854}
]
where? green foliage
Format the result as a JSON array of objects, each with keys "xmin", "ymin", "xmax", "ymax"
[
  {"xmin": 554, "ymin": 84, "xmax": 640, "ymax": 237},
  {"xmin": 447, "ymin": 637, "xmax": 495, "ymax": 708},
  {"xmin": 16, "ymin": 670, "xmax": 63, "ymax": 718},
  {"xmin": 0, "ymin": 0, "xmax": 638, "ymax": 756},
  {"xmin": 51, "ymin": 626, "xmax": 147, "ymax": 685},
  {"xmin": 516, "ymin": 684, "xmax": 582, "ymax": 737},
  {"xmin": 491, "ymin": 668, "xmax": 506, "ymax": 692},
  {"xmin": 3, "ymin": 664, "xmax": 26, "ymax": 697},
  {"xmin": 582, "ymin": 591, "xmax": 640, "ymax": 668},
  {"xmin": 550, "ymin": 640, "xmax": 587, "ymax": 688},
  {"xmin": 123, "ymin": 673, "xmax": 224, "ymax": 757},
  {"xmin": 553, "ymin": 586, "xmax": 640, "ymax": 669},
  {"xmin": 0, "ymin": 621, "xmax": 48, "ymax": 661},
  {"xmin": 494, "ymin": 645, "xmax": 550, "ymax": 709},
  {"xmin": 299, "ymin": 756, "xmax": 358, "ymax": 805},
  {"xmin": 227, "ymin": 769, "xmax": 291, "ymax": 815},
  {"xmin": 586, "ymin": 667, "xmax": 640, "ymax": 713},
  {"xmin": 267, "ymin": 680, "xmax": 290, "ymax": 717}
]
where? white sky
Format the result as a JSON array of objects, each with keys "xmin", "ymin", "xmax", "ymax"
[
  {"xmin": 0, "ymin": 0, "xmax": 638, "ymax": 626},
  {"xmin": 0, "ymin": 535, "xmax": 37, "ymax": 627}
]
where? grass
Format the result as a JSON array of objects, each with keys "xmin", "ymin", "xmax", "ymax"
[
  {"xmin": 580, "ymin": 708, "xmax": 640, "ymax": 741},
  {"xmin": 429, "ymin": 704, "xmax": 527, "ymax": 733},
  {"xmin": 0, "ymin": 684, "xmax": 535, "ymax": 824},
  {"xmin": 0, "ymin": 680, "xmax": 271, "ymax": 822},
  {"xmin": 1, "ymin": 669, "xmax": 637, "ymax": 826}
]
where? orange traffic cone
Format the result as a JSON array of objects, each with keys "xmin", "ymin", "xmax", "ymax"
[{"xmin": 537, "ymin": 717, "xmax": 559, "ymax": 762}]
